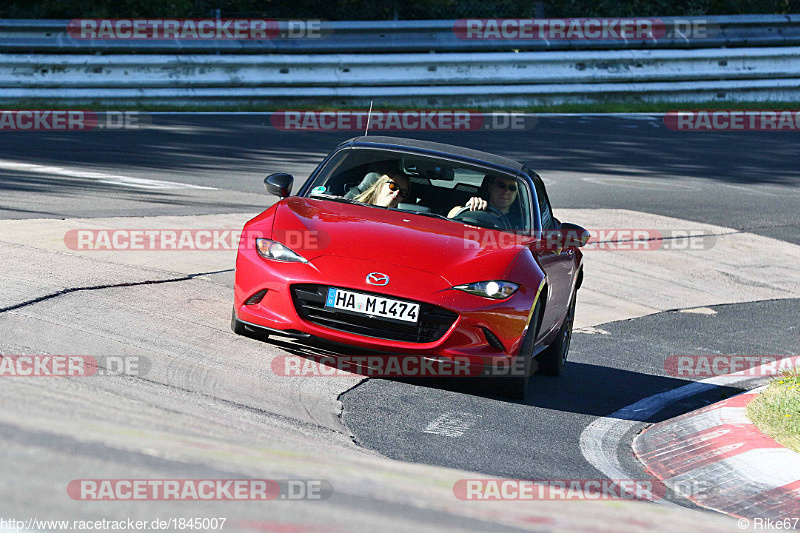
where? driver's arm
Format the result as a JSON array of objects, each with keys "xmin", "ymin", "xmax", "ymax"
[{"xmin": 447, "ymin": 197, "xmax": 487, "ymax": 217}]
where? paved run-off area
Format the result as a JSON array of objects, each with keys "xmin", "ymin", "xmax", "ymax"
[{"xmin": 2, "ymin": 204, "xmax": 798, "ymax": 530}]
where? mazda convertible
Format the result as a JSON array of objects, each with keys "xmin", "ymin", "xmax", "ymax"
[{"xmin": 232, "ymin": 136, "xmax": 589, "ymax": 399}]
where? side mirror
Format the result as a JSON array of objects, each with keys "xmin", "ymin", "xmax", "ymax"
[
  {"xmin": 264, "ymin": 173, "xmax": 293, "ymax": 198},
  {"xmin": 559, "ymin": 222, "xmax": 591, "ymax": 248}
]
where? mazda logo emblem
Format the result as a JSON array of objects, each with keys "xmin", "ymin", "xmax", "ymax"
[{"xmin": 366, "ymin": 272, "xmax": 389, "ymax": 286}]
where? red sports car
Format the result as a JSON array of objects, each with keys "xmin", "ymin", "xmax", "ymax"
[{"xmin": 232, "ymin": 136, "xmax": 589, "ymax": 399}]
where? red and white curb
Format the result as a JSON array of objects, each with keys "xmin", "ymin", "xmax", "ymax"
[{"xmin": 633, "ymin": 387, "xmax": 800, "ymax": 519}]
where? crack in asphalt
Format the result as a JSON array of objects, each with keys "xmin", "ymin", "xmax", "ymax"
[
  {"xmin": 336, "ymin": 379, "xmax": 372, "ymax": 447},
  {"xmin": 0, "ymin": 268, "xmax": 234, "ymax": 314}
]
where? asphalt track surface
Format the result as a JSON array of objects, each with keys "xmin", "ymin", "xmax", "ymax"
[
  {"xmin": 342, "ymin": 298, "xmax": 800, "ymax": 506},
  {"xmin": 1, "ymin": 114, "xmax": 798, "ymax": 531}
]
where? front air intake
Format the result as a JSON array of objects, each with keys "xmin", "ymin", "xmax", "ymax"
[
  {"xmin": 482, "ymin": 327, "xmax": 506, "ymax": 352},
  {"xmin": 244, "ymin": 289, "xmax": 268, "ymax": 306}
]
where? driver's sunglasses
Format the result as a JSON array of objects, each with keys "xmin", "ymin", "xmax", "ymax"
[
  {"xmin": 493, "ymin": 181, "xmax": 518, "ymax": 192},
  {"xmin": 387, "ymin": 180, "xmax": 409, "ymax": 198}
]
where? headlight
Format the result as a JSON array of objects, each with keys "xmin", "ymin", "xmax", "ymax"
[
  {"xmin": 453, "ymin": 280, "xmax": 519, "ymax": 299},
  {"xmin": 255, "ymin": 238, "xmax": 308, "ymax": 263}
]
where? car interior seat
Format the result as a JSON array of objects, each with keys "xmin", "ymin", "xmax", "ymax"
[{"xmin": 344, "ymin": 172, "xmax": 381, "ymax": 199}]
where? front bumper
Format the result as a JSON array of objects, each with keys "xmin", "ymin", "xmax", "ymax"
[{"xmin": 234, "ymin": 252, "xmax": 537, "ymax": 368}]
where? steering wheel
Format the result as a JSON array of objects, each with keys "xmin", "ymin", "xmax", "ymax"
[{"xmin": 451, "ymin": 205, "xmax": 512, "ymax": 231}]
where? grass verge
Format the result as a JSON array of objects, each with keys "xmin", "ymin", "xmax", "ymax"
[{"xmin": 747, "ymin": 367, "xmax": 800, "ymax": 453}]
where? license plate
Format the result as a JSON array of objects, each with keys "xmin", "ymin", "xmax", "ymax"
[{"xmin": 325, "ymin": 288, "xmax": 419, "ymax": 324}]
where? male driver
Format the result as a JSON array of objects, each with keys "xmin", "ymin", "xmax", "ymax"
[{"xmin": 448, "ymin": 176, "xmax": 522, "ymax": 227}]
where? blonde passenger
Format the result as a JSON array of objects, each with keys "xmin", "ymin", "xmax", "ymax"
[{"xmin": 354, "ymin": 172, "xmax": 410, "ymax": 208}]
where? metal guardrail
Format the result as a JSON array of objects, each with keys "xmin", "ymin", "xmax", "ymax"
[
  {"xmin": 3, "ymin": 47, "xmax": 799, "ymax": 87},
  {"xmin": 1, "ymin": 16, "xmax": 799, "ymax": 106},
  {"xmin": 4, "ymin": 80, "xmax": 799, "ymax": 107},
  {"xmin": 1, "ymin": 16, "xmax": 800, "ymax": 53}
]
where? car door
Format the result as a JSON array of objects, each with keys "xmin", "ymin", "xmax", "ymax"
[{"xmin": 530, "ymin": 175, "xmax": 576, "ymax": 341}]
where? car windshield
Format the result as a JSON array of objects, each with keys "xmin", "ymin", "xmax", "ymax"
[{"xmin": 303, "ymin": 147, "xmax": 532, "ymax": 232}]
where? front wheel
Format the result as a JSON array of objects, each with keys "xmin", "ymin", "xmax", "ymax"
[
  {"xmin": 495, "ymin": 300, "xmax": 540, "ymax": 400},
  {"xmin": 231, "ymin": 307, "xmax": 247, "ymax": 335},
  {"xmin": 535, "ymin": 293, "xmax": 575, "ymax": 376}
]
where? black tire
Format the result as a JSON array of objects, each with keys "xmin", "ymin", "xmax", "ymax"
[
  {"xmin": 231, "ymin": 307, "xmax": 245, "ymax": 335},
  {"xmin": 231, "ymin": 307, "xmax": 261, "ymax": 337},
  {"xmin": 495, "ymin": 300, "xmax": 540, "ymax": 400},
  {"xmin": 232, "ymin": 307, "xmax": 270, "ymax": 340},
  {"xmin": 536, "ymin": 293, "xmax": 575, "ymax": 376}
]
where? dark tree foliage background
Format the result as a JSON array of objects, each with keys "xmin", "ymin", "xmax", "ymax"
[{"xmin": 0, "ymin": 0, "xmax": 797, "ymax": 19}]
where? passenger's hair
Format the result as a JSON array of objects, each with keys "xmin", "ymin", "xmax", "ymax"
[{"xmin": 354, "ymin": 170, "xmax": 408, "ymax": 205}]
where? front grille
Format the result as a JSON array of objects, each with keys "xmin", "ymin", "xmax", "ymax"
[{"xmin": 291, "ymin": 284, "xmax": 458, "ymax": 343}]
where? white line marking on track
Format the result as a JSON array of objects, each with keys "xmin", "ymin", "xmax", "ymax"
[
  {"xmin": 718, "ymin": 182, "xmax": 793, "ymax": 198},
  {"xmin": 574, "ymin": 326, "xmax": 611, "ymax": 335},
  {"xmin": 679, "ymin": 307, "xmax": 718, "ymax": 315},
  {"xmin": 581, "ymin": 177, "xmax": 699, "ymax": 191},
  {"xmin": 0, "ymin": 160, "xmax": 216, "ymax": 190},
  {"xmin": 423, "ymin": 411, "xmax": 481, "ymax": 437}
]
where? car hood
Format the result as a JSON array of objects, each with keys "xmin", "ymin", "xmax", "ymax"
[{"xmin": 266, "ymin": 197, "xmax": 528, "ymax": 285}]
